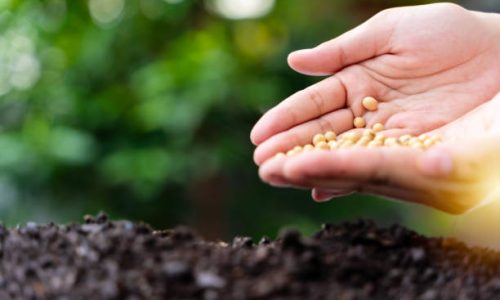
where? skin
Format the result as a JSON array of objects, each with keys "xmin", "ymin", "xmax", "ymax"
[
  {"xmin": 259, "ymin": 92, "xmax": 500, "ymax": 214},
  {"xmin": 251, "ymin": 3, "xmax": 500, "ymax": 213}
]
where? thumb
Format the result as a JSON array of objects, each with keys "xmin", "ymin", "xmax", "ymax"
[
  {"xmin": 417, "ymin": 138, "xmax": 500, "ymax": 213},
  {"xmin": 287, "ymin": 10, "xmax": 395, "ymax": 76},
  {"xmin": 418, "ymin": 138, "xmax": 500, "ymax": 180}
]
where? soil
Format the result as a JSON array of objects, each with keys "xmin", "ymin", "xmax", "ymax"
[{"xmin": 1, "ymin": 214, "xmax": 500, "ymax": 300}]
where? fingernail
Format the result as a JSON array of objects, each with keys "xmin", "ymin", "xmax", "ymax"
[
  {"xmin": 312, "ymin": 189, "xmax": 336, "ymax": 202},
  {"xmin": 313, "ymin": 195, "xmax": 334, "ymax": 203},
  {"xmin": 419, "ymin": 149, "xmax": 453, "ymax": 177}
]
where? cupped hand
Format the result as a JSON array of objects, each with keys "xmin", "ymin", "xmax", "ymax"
[
  {"xmin": 251, "ymin": 3, "xmax": 500, "ymax": 166},
  {"xmin": 259, "ymin": 92, "xmax": 500, "ymax": 214}
]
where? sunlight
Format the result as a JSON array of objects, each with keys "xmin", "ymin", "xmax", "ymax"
[
  {"xmin": 451, "ymin": 175, "xmax": 500, "ymax": 249},
  {"xmin": 206, "ymin": 0, "xmax": 275, "ymax": 20}
]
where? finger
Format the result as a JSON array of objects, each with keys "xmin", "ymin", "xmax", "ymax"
[
  {"xmin": 250, "ymin": 76, "xmax": 347, "ymax": 145},
  {"xmin": 259, "ymin": 154, "xmax": 294, "ymax": 188},
  {"xmin": 281, "ymin": 148, "xmax": 429, "ymax": 190},
  {"xmin": 261, "ymin": 139, "xmax": 495, "ymax": 214},
  {"xmin": 259, "ymin": 152, "xmax": 353, "ymax": 189},
  {"xmin": 314, "ymin": 180, "xmax": 431, "ymax": 206},
  {"xmin": 418, "ymin": 147, "xmax": 454, "ymax": 178},
  {"xmin": 253, "ymin": 109, "xmax": 353, "ymax": 165},
  {"xmin": 311, "ymin": 188, "xmax": 353, "ymax": 202},
  {"xmin": 260, "ymin": 155, "xmax": 360, "ymax": 191},
  {"xmin": 310, "ymin": 180, "xmax": 458, "ymax": 213},
  {"xmin": 415, "ymin": 142, "xmax": 495, "ymax": 213},
  {"xmin": 287, "ymin": 12, "xmax": 395, "ymax": 76},
  {"xmin": 333, "ymin": 65, "xmax": 384, "ymax": 118},
  {"xmin": 276, "ymin": 150, "xmax": 445, "ymax": 210},
  {"xmin": 313, "ymin": 179, "xmax": 430, "ymax": 206},
  {"xmin": 263, "ymin": 144, "xmax": 457, "ymax": 189},
  {"xmin": 418, "ymin": 140, "xmax": 498, "ymax": 182},
  {"xmin": 279, "ymin": 144, "xmax": 489, "ymax": 213}
]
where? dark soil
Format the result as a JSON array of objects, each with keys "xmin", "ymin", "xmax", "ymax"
[{"xmin": 1, "ymin": 214, "xmax": 500, "ymax": 300}]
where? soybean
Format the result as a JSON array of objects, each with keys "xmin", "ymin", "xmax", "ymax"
[
  {"xmin": 372, "ymin": 123, "xmax": 384, "ymax": 132},
  {"xmin": 313, "ymin": 134, "xmax": 326, "ymax": 146},
  {"xmin": 325, "ymin": 131, "xmax": 337, "ymax": 141},
  {"xmin": 354, "ymin": 117, "xmax": 366, "ymax": 128},
  {"xmin": 304, "ymin": 144, "xmax": 315, "ymax": 151},
  {"xmin": 316, "ymin": 141, "xmax": 329, "ymax": 150},
  {"xmin": 278, "ymin": 120, "xmax": 442, "ymax": 157},
  {"xmin": 362, "ymin": 96, "xmax": 378, "ymax": 111}
]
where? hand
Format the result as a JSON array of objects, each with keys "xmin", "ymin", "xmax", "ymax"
[
  {"xmin": 251, "ymin": 3, "xmax": 500, "ymax": 166},
  {"xmin": 258, "ymin": 92, "xmax": 500, "ymax": 214}
]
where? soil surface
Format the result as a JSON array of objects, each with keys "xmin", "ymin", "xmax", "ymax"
[{"xmin": 1, "ymin": 214, "xmax": 500, "ymax": 300}]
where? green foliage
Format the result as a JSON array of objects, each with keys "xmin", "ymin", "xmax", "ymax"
[{"xmin": 0, "ymin": 0, "xmax": 453, "ymax": 238}]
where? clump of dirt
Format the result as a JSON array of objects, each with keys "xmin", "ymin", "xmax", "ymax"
[{"xmin": 0, "ymin": 213, "xmax": 500, "ymax": 300}]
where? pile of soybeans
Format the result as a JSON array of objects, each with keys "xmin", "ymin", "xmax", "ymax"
[{"xmin": 277, "ymin": 96, "xmax": 442, "ymax": 157}]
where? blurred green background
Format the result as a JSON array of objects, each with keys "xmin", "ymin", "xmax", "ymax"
[{"xmin": 0, "ymin": 0, "xmax": 491, "ymax": 240}]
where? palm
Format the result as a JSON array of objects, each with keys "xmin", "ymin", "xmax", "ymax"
[
  {"xmin": 258, "ymin": 94, "xmax": 500, "ymax": 214},
  {"xmin": 251, "ymin": 3, "xmax": 500, "ymax": 165},
  {"xmin": 433, "ymin": 94, "xmax": 500, "ymax": 139},
  {"xmin": 344, "ymin": 3, "xmax": 500, "ymax": 133},
  {"xmin": 332, "ymin": 54, "xmax": 498, "ymax": 136},
  {"xmin": 253, "ymin": 3, "xmax": 500, "ymax": 214}
]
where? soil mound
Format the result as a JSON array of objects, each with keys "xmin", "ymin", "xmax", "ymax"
[{"xmin": 1, "ymin": 214, "xmax": 499, "ymax": 299}]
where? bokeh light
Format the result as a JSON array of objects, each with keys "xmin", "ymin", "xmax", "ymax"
[
  {"xmin": 0, "ymin": 27, "xmax": 40, "ymax": 95},
  {"xmin": 164, "ymin": 0, "xmax": 184, "ymax": 4},
  {"xmin": 88, "ymin": 0, "xmax": 125, "ymax": 26},
  {"xmin": 205, "ymin": 0, "xmax": 275, "ymax": 20}
]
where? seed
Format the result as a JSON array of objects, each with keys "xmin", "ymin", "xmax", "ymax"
[
  {"xmin": 374, "ymin": 134, "xmax": 385, "ymax": 142},
  {"xmin": 399, "ymin": 135, "xmax": 412, "ymax": 144},
  {"xmin": 304, "ymin": 144, "xmax": 315, "ymax": 151},
  {"xmin": 342, "ymin": 131, "xmax": 361, "ymax": 143},
  {"xmin": 340, "ymin": 140, "xmax": 354, "ymax": 148},
  {"xmin": 384, "ymin": 137, "xmax": 398, "ymax": 146},
  {"xmin": 315, "ymin": 141, "xmax": 329, "ymax": 150},
  {"xmin": 418, "ymin": 134, "xmax": 429, "ymax": 141},
  {"xmin": 275, "ymin": 152, "xmax": 286, "ymax": 158},
  {"xmin": 409, "ymin": 137, "xmax": 419, "ymax": 145},
  {"xmin": 354, "ymin": 117, "xmax": 366, "ymax": 128},
  {"xmin": 328, "ymin": 141, "xmax": 338, "ymax": 150},
  {"xmin": 410, "ymin": 142, "xmax": 424, "ymax": 149},
  {"xmin": 282, "ymin": 131, "xmax": 441, "ymax": 156},
  {"xmin": 360, "ymin": 136, "xmax": 372, "ymax": 142},
  {"xmin": 357, "ymin": 136, "xmax": 371, "ymax": 146},
  {"xmin": 313, "ymin": 134, "xmax": 326, "ymax": 146},
  {"xmin": 372, "ymin": 123, "xmax": 384, "ymax": 132},
  {"xmin": 362, "ymin": 96, "xmax": 378, "ymax": 111},
  {"xmin": 324, "ymin": 131, "xmax": 337, "ymax": 141},
  {"xmin": 362, "ymin": 129, "xmax": 376, "ymax": 139}
]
